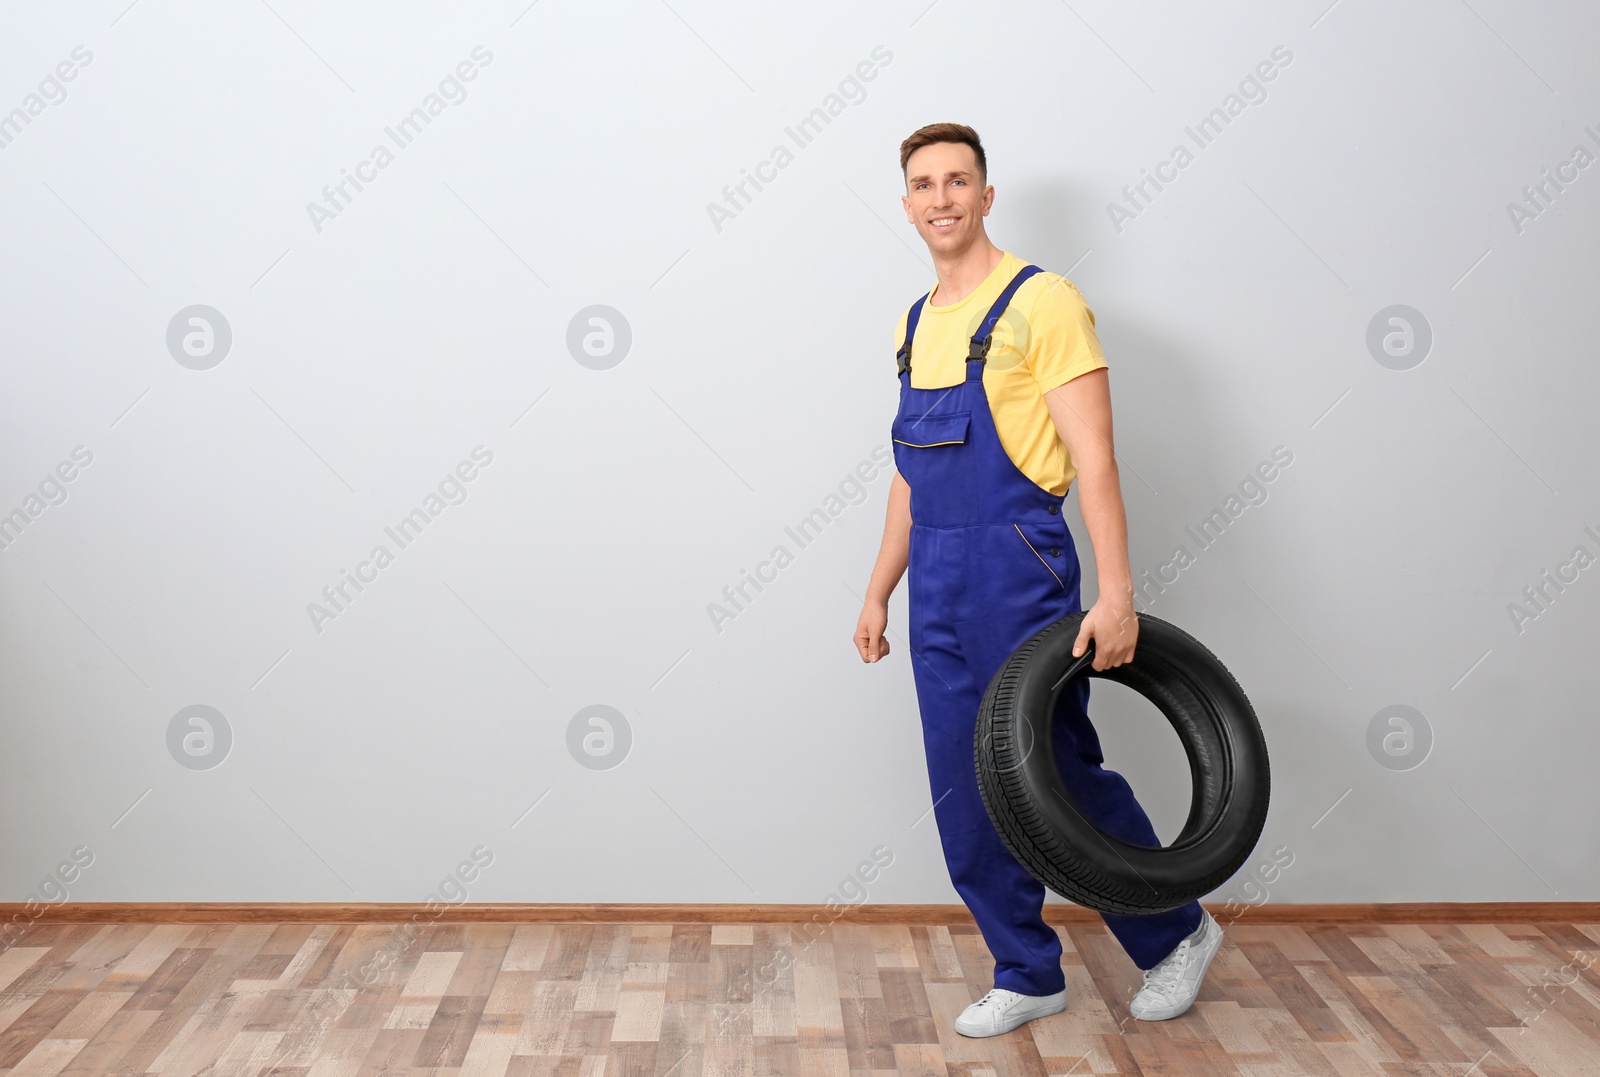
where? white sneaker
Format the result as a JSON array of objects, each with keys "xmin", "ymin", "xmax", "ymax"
[
  {"xmin": 1128, "ymin": 910, "xmax": 1224, "ymax": 1021},
  {"xmin": 952, "ymin": 986, "xmax": 1068, "ymax": 1037}
]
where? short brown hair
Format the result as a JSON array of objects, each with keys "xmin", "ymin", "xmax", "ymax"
[{"xmin": 899, "ymin": 123, "xmax": 987, "ymax": 186}]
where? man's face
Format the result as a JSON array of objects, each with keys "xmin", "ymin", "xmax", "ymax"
[{"xmin": 902, "ymin": 142, "xmax": 992, "ymax": 255}]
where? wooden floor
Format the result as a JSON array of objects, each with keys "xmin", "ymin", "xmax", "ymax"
[{"xmin": 1, "ymin": 918, "xmax": 1598, "ymax": 1076}]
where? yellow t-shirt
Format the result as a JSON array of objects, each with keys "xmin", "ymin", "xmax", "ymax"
[{"xmin": 892, "ymin": 250, "xmax": 1109, "ymax": 497}]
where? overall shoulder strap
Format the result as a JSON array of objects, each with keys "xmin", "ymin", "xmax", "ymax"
[
  {"xmin": 968, "ymin": 264, "xmax": 1044, "ymax": 361},
  {"xmin": 895, "ymin": 293, "xmax": 930, "ymax": 375}
]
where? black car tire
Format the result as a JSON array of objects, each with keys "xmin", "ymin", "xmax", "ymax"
[{"xmin": 974, "ymin": 611, "xmax": 1270, "ymax": 916}]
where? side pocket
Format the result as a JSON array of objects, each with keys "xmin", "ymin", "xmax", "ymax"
[{"xmin": 1013, "ymin": 523, "xmax": 1064, "ymax": 589}]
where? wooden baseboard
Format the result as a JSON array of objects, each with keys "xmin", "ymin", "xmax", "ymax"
[{"xmin": 4, "ymin": 901, "xmax": 1598, "ymax": 927}]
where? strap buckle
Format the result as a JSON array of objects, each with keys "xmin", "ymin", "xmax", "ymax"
[
  {"xmin": 896, "ymin": 346, "xmax": 911, "ymax": 375},
  {"xmin": 967, "ymin": 335, "xmax": 991, "ymax": 362}
]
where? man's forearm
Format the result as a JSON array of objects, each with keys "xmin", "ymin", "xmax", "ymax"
[
  {"xmin": 1072, "ymin": 459, "xmax": 1135, "ymax": 608},
  {"xmin": 866, "ymin": 471, "xmax": 912, "ymax": 605}
]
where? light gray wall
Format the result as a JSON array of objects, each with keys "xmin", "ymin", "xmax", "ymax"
[{"xmin": 2, "ymin": 0, "xmax": 1596, "ymax": 914}]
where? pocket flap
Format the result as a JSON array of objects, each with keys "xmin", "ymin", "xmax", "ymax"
[{"xmin": 892, "ymin": 411, "xmax": 970, "ymax": 448}]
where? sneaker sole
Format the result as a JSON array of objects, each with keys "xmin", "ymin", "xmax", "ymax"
[{"xmin": 953, "ymin": 993, "xmax": 1068, "ymax": 1037}]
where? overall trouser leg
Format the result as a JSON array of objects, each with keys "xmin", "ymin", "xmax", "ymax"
[
  {"xmin": 908, "ymin": 524, "xmax": 1068, "ymax": 998},
  {"xmin": 909, "ymin": 593, "xmax": 1068, "ymax": 998},
  {"xmin": 1050, "ymin": 675, "xmax": 1204, "ymax": 969}
]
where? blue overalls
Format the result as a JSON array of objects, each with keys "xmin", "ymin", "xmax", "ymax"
[{"xmin": 892, "ymin": 265, "xmax": 1203, "ymax": 994}]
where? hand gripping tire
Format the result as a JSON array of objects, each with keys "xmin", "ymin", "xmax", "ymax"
[{"xmin": 974, "ymin": 611, "xmax": 1270, "ymax": 916}]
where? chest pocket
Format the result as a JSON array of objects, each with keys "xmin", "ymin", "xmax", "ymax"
[{"xmin": 892, "ymin": 411, "xmax": 970, "ymax": 448}]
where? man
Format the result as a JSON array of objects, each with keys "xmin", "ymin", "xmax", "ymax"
[{"xmin": 853, "ymin": 123, "xmax": 1224, "ymax": 1038}]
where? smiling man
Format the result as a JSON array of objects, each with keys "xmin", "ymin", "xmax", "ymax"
[{"xmin": 853, "ymin": 123, "xmax": 1224, "ymax": 1037}]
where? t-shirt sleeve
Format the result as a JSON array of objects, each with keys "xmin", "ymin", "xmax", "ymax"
[{"xmin": 1026, "ymin": 277, "xmax": 1108, "ymax": 395}]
